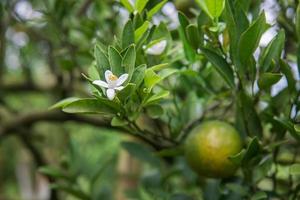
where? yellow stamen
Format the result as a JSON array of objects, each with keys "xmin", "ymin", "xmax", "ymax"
[{"xmin": 109, "ymin": 74, "xmax": 118, "ymax": 81}]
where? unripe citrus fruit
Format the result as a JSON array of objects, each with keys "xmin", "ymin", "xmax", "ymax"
[{"xmin": 185, "ymin": 120, "xmax": 242, "ymax": 178}]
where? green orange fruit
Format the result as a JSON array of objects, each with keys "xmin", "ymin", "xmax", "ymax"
[{"xmin": 185, "ymin": 120, "xmax": 243, "ymax": 178}]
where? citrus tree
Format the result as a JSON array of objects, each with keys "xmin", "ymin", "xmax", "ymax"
[{"xmin": 1, "ymin": 0, "xmax": 300, "ymax": 199}]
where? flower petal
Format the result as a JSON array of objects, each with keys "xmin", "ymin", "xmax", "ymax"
[
  {"xmin": 116, "ymin": 74, "xmax": 129, "ymax": 86},
  {"xmin": 105, "ymin": 70, "xmax": 113, "ymax": 83},
  {"xmin": 93, "ymin": 80, "xmax": 108, "ymax": 88},
  {"xmin": 106, "ymin": 89, "xmax": 115, "ymax": 100},
  {"xmin": 115, "ymin": 86, "xmax": 124, "ymax": 91},
  {"xmin": 146, "ymin": 40, "xmax": 167, "ymax": 55}
]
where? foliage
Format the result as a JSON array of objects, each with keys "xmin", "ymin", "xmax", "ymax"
[{"xmin": 1, "ymin": 0, "xmax": 300, "ymax": 199}]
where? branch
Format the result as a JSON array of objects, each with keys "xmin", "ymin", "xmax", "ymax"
[{"xmin": 0, "ymin": 110, "xmax": 162, "ymax": 149}]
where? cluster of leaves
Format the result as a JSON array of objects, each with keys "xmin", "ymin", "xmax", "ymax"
[
  {"xmin": 45, "ymin": 0, "xmax": 300, "ymax": 199},
  {"xmin": 52, "ymin": 0, "xmax": 183, "ymax": 149}
]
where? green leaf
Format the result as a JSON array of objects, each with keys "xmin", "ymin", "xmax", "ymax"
[
  {"xmin": 155, "ymin": 145, "xmax": 185, "ymax": 157},
  {"xmin": 159, "ymin": 68, "xmax": 178, "ymax": 80},
  {"xmin": 259, "ymin": 29, "xmax": 285, "ymax": 72},
  {"xmin": 62, "ymin": 98, "xmax": 117, "ymax": 114},
  {"xmin": 204, "ymin": 0, "xmax": 225, "ymax": 19},
  {"xmin": 108, "ymin": 46, "xmax": 123, "ymax": 75},
  {"xmin": 39, "ymin": 167, "xmax": 73, "ymax": 182},
  {"xmin": 178, "ymin": 12, "xmax": 196, "ymax": 62},
  {"xmin": 239, "ymin": 0, "xmax": 252, "ymax": 12},
  {"xmin": 186, "ymin": 24, "xmax": 202, "ymax": 49},
  {"xmin": 149, "ymin": 63, "xmax": 169, "ymax": 71},
  {"xmin": 290, "ymin": 164, "xmax": 300, "ymax": 175},
  {"xmin": 51, "ymin": 184, "xmax": 89, "ymax": 200},
  {"xmin": 146, "ymin": 104, "xmax": 164, "ymax": 118},
  {"xmin": 296, "ymin": 3, "xmax": 300, "ymax": 40},
  {"xmin": 120, "ymin": 0, "xmax": 134, "ymax": 12},
  {"xmin": 122, "ymin": 44, "xmax": 136, "ymax": 81},
  {"xmin": 237, "ymin": 91, "xmax": 263, "ymax": 138},
  {"xmin": 147, "ymin": 0, "xmax": 168, "ymax": 19},
  {"xmin": 122, "ymin": 20, "xmax": 134, "ymax": 49},
  {"xmin": 250, "ymin": 191, "xmax": 267, "ymax": 200},
  {"xmin": 135, "ymin": 21, "xmax": 150, "ymax": 42},
  {"xmin": 195, "ymin": 0, "xmax": 212, "ymax": 19},
  {"xmin": 258, "ymin": 73, "xmax": 282, "ymax": 90},
  {"xmin": 94, "ymin": 45, "xmax": 110, "ymax": 79},
  {"xmin": 279, "ymin": 59, "xmax": 296, "ymax": 92},
  {"xmin": 200, "ymin": 48, "xmax": 235, "ymax": 88},
  {"xmin": 135, "ymin": 0, "xmax": 149, "ymax": 13},
  {"xmin": 238, "ymin": 12, "xmax": 269, "ymax": 65},
  {"xmin": 131, "ymin": 64, "xmax": 146, "ymax": 87},
  {"xmin": 273, "ymin": 117, "xmax": 300, "ymax": 141},
  {"xmin": 144, "ymin": 90, "xmax": 169, "ymax": 106},
  {"xmin": 242, "ymin": 137, "xmax": 261, "ymax": 166},
  {"xmin": 224, "ymin": 0, "xmax": 249, "ymax": 72},
  {"xmin": 49, "ymin": 97, "xmax": 80, "ymax": 110},
  {"xmin": 111, "ymin": 116, "xmax": 128, "ymax": 127},
  {"xmin": 117, "ymin": 83, "xmax": 136, "ymax": 101},
  {"xmin": 121, "ymin": 141, "xmax": 160, "ymax": 167},
  {"xmin": 82, "ymin": 73, "xmax": 103, "ymax": 95},
  {"xmin": 178, "ymin": 12, "xmax": 189, "ymax": 31},
  {"xmin": 144, "ymin": 68, "xmax": 162, "ymax": 90},
  {"xmin": 295, "ymin": 124, "xmax": 300, "ymax": 132},
  {"xmin": 228, "ymin": 149, "xmax": 246, "ymax": 166}
]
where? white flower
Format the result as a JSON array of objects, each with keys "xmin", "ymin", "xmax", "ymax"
[
  {"xmin": 145, "ymin": 40, "xmax": 167, "ymax": 55},
  {"xmin": 93, "ymin": 70, "xmax": 128, "ymax": 100}
]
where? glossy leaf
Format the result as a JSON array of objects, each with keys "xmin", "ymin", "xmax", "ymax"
[
  {"xmin": 186, "ymin": 24, "xmax": 202, "ymax": 49},
  {"xmin": 238, "ymin": 13, "xmax": 269, "ymax": 65},
  {"xmin": 296, "ymin": 3, "xmax": 300, "ymax": 40},
  {"xmin": 195, "ymin": 0, "xmax": 225, "ymax": 19},
  {"xmin": 200, "ymin": 48, "xmax": 235, "ymax": 88},
  {"xmin": 49, "ymin": 97, "xmax": 80, "ymax": 110},
  {"xmin": 94, "ymin": 45, "xmax": 110, "ymax": 79},
  {"xmin": 108, "ymin": 46, "xmax": 123, "ymax": 75},
  {"xmin": 258, "ymin": 73, "xmax": 282, "ymax": 90},
  {"xmin": 224, "ymin": 0, "xmax": 249, "ymax": 71},
  {"xmin": 178, "ymin": 12, "xmax": 196, "ymax": 62},
  {"xmin": 146, "ymin": 104, "xmax": 164, "ymax": 118},
  {"xmin": 39, "ymin": 167, "xmax": 73, "ymax": 182},
  {"xmin": 120, "ymin": 0, "xmax": 134, "ymax": 12},
  {"xmin": 122, "ymin": 20, "xmax": 134, "ymax": 49},
  {"xmin": 135, "ymin": 0, "xmax": 149, "ymax": 13},
  {"xmin": 259, "ymin": 29, "xmax": 285, "ymax": 72},
  {"xmin": 144, "ymin": 90, "xmax": 169, "ymax": 106},
  {"xmin": 279, "ymin": 59, "xmax": 296, "ymax": 92},
  {"xmin": 144, "ymin": 68, "xmax": 162, "ymax": 90},
  {"xmin": 62, "ymin": 98, "xmax": 117, "ymax": 114},
  {"xmin": 241, "ymin": 137, "xmax": 261, "ymax": 166},
  {"xmin": 228, "ymin": 149, "xmax": 246, "ymax": 166},
  {"xmin": 147, "ymin": 0, "xmax": 168, "ymax": 19},
  {"xmin": 135, "ymin": 21, "xmax": 150, "ymax": 42},
  {"xmin": 131, "ymin": 64, "xmax": 146, "ymax": 87},
  {"xmin": 150, "ymin": 63, "xmax": 169, "ymax": 71},
  {"xmin": 116, "ymin": 83, "xmax": 136, "ymax": 101},
  {"xmin": 122, "ymin": 44, "xmax": 136, "ymax": 81}
]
